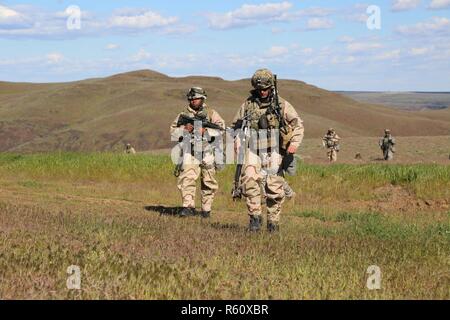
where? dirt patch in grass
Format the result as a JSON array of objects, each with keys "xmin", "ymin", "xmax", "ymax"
[{"xmin": 369, "ymin": 184, "xmax": 449, "ymax": 212}]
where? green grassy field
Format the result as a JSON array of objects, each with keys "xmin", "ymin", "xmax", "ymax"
[{"xmin": 0, "ymin": 153, "xmax": 448, "ymax": 299}]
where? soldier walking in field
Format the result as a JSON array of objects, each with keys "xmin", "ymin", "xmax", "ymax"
[
  {"xmin": 322, "ymin": 128, "xmax": 340, "ymax": 162},
  {"xmin": 170, "ymin": 87, "xmax": 225, "ymax": 218},
  {"xmin": 125, "ymin": 143, "xmax": 136, "ymax": 154},
  {"xmin": 231, "ymin": 69, "xmax": 304, "ymax": 232},
  {"xmin": 379, "ymin": 129, "xmax": 396, "ymax": 161}
]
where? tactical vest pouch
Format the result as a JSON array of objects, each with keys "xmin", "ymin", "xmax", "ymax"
[
  {"xmin": 266, "ymin": 114, "xmax": 280, "ymax": 129},
  {"xmin": 258, "ymin": 114, "xmax": 269, "ymax": 130},
  {"xmin": 280, "ymin": 126, "xmax": 294, "ymax": 151},
  {"xmin": 250, "ymin": 119, "xmax": 260, "ymax": 131}
]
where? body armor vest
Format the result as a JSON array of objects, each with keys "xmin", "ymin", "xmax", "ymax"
[{"xmin": 244, "ymin": 95, "xmax": 283, "ymax": 131}]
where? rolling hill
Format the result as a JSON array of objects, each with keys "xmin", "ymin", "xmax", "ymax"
[
  {"xmin": 336, "ymin": 91, "xmax": 450, "ymax": 111},
  {"xmin": 0, "ymin": 70, "xmax": 449, "ymax": 153}
]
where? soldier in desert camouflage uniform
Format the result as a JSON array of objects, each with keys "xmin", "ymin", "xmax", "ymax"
[
  {"xmin": 125, "ymin": 143, "xmax": 136, "ymax": 154},
  {"xmin": 379, "ymin": 129, "xmax": 396, "ymax": 161},
  {"xmin": 322, "ymin": 128, "xmax": 340, "ymax": 162},
  {"xmin": 232, "ymin": 69, "xmax": 304, "ymax": 232},
  {"xmin": 170, "ymin": 87, "xmax": 225, "ymax": 218}
]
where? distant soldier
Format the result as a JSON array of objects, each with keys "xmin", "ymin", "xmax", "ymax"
[
  {"xmin": 379, "ymin": 129, "xmax": 396, "ymax": 161},
  {"xmin": 170, "ymin": 87, "xmax": 225, "ymax": 218},
  {"xmin": 125, "ymin": 143, "xmax": 136, "ymax": 154},
  {"xmin": 322, "ymin": 128, "xmax": 340, "ymax": 162}
]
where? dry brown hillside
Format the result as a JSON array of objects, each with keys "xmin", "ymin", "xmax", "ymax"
[{"xmin": 0, "ymin": 70, "xmax": 449, "ymax": 153}]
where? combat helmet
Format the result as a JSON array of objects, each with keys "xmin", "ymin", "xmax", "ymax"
[
  {"xmin": 187, "ymin": 87, "xmax": 207, "ymax": 100},
  {"xmin": 385, "ymin": 129, "xmax": 391, "ymax": 134},
  {"xmin": 251, "ymin": 69, "xmax": 275, "ymax": 90}
]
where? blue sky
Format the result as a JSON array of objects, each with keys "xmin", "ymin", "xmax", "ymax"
[{"xmin": 0, "ymin": 0, "xmax": 449, "ymax": 91}]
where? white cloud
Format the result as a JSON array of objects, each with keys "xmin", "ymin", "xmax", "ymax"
[
  {"xmin": 297, "ymin": 7, "xmax": 335, "ymax": 17},
  {"xmin": 0, "ymin": 52, "xmax": 66, "ymax": 72},
  {"xmin": 344, "ymin": 3, "xmax": 370, "ymax": 24},
  {"xmin": 428, "ymin": 0, "xmax": 450, "ymax": 9},
  {"xmin": 266, "ymin": 46, "xmax": 289, "ymax": 58},
  {"xmin": 347, "ymin": 42, "xmax": 383, "ymax": 53},
  {"xmin": 271, "ymin": 27, "xmax": 285, "ymax": 34},
  {"xmin": 206, "ymin": 2, "xmax": 293, "ymax": 29},
  {"xmin": 301, "ymin": 46, "xmax": 334, "ymax": 66},
  {"xmin": 160, "ymin": 24, "xmax": 197, "ymax": 35},
  {"xmin": 338, "ymin": 36, "xmax": 355, "ymax": 43},
  {"xmin": 391, "ymin": 0, "xmax": 421, "ymax": 12},
  {"xmin": 0, "ymin": 5, "xmax": 20, "ymax": 19},
  {"xmin": 397, "ymin": 16, "xmax": 450, "ymax": 36},
  {"xmin": 0, "ymin": 56, "xmax": 39, "ymax": 66},
  {"xmin": 302, "ymin": 48, "xmax": 314, "ymax": 55},
  {"xmin": 131, "ymin": 49, "xmax": 152, "ymax": 62},
  {"xmin": 46, "ymin": 53, "xmax": 64, "ymax": 64},
  {"xmin": 0, "ymin": 5, "xmax": 99, "ymax": 38},
  {"xmin": 0, "ymin": 4, "xmax": 29, "ymax": 27},
  {"xmin": 331, "ymin": 55, "xmax": 357, "ymax": 64},
  {"xmin": 348, "ymin": 13, "xmax": 369, "ymax": 23},
  {"xmin": 306, "ymin": 18, "xmax": 334, "ymax": 30},
  {"xmin": 206, "ymin": 3, "xmax": 336, "ymax": 30},
  {"xmin": 375, "ymin": 49, "xmax": 401, "ymax": 60},
  {"xmin": 106, "ymin": 44, "xmax": 120, "ymax": 50},
  {"xmin": 0, "ymin": 6, "xmax": 186, "ymax": 39},
  {"xmin": 409, "ymin": 47, "xmax": 430, "ymax": 55},
  {"xmin": 109, "ymin": 9, "xmax": 178, "ymax": 29}
]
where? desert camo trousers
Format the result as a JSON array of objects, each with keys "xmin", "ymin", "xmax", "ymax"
[
  {"xmin": 383, "ymin": 149, "xmax": 394, "ymax": 161},
  {"xmin": 240, "ymin": 150, "xmax": 286, "ymax": 224},
  {"xmin": 327, "ymin": 148, "xmax": 337, "ymax": 162},
  {"xmin": 177, "ymin": 153, "xmax": 218, "ymax": 212}
]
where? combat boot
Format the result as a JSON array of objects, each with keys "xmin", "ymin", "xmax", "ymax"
[
  {"xmin": 179, "ymin": 207, "xmax": 194, "ymax": 217},
  {"xmin": 248, "ymin": 215, "xmax": 262, "ymax": 232},
  {"xmin": 201, "ymin": 211, "xmax": 211, "ymax": 218},
  {"xmin": 267, "ymin": 222, "xmax": 279, "ymax": 233}
]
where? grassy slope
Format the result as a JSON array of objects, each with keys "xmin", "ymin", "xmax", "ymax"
[
  {"xmin": 0, "ymin": 153, "xmax": 448, "ymax": 299},
  {"xmin": 1, "ymin": 70, "xmax": 449, "ymax": 153},
  {"xmin": 337, "ymin": 92, "xmax": 450, "ymax": 110}
]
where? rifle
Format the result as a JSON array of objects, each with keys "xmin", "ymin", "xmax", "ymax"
[
  {"xmin": 270, "ymin": 75, "xmax": 288, "ymax": 132},
  {"xmin": 174, "ymin": 114, "xmax": 224, "ymax": 177},
  {"xmin": 177, "ymin": 114, "xmax": 225, "ymax": 132},
  {"xmin": 231, "ymin": 113, "xmax": 251, "ymax": 201},
  {"xmin": 272, "ymin": 75, "xmax": 296, "ymax": 176},
  {"xmin": 173, "ymin": 156, "xmax": 183, "ymax": 177}
]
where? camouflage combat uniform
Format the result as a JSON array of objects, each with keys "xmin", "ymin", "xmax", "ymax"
[
  {"xmin": 322, "ymin": 129, "xmax": 340, "ymax": 162},
  {"xmin": 379, "ymin": 130, "xmax": 396, "ymax": 161},
  {"xmin": 125, "ymin": 144, "xmax": 136, "ymax": 154},
  {"xmin": 232, "ymin": 69, "xmax": 304, "ymax": 231},
  {"xmin": 170, "ymin": 88, "xmax": 225, "ymax": 217}
]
